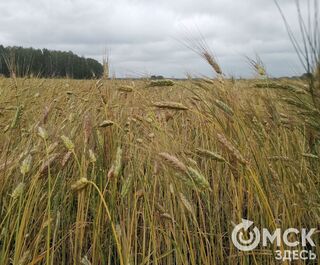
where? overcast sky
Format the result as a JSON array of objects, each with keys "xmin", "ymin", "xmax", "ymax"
[{"xmin": 0, "ymin": 0, "xmax": 310, "ymax": 78}]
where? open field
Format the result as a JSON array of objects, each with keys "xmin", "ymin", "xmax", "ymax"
[{"xmin": 0, "ymin": 76, "xmax": 319, "ymax": 264}]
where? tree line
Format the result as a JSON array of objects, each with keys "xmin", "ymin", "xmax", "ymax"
[{"xmin": 0, "ymin": 45, "xmax": 103, "ymax": 79}]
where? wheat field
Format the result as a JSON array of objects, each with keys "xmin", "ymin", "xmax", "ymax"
[{"xmin": 0, "ymin": 74, "xmax": 319, "ymax": 264}]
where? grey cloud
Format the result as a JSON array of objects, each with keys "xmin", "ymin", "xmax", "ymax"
[{"xmin": 0, "ymin": 0, "xmax": 310, "ymax": 77}]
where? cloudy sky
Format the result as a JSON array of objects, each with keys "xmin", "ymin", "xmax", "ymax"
[{"xmin": 0, "ymin": 0, "xmax": 309, "ymax": 78}]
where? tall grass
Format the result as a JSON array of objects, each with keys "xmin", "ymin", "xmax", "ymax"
[
  {"xmin": 0, "ymin": 74, "xmax": 319, "ymax": 264},
  {"xmin": 275, "ymin": 0, "xmax": 320, "ymax": 153}
]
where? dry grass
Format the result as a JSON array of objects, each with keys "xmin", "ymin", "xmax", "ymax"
[{"xmin": 0, "ymin": 75, "xmax": 319, "ymax": 264}]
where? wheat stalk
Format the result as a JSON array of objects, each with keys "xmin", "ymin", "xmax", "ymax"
[
  {"xmin": 153, "ymin": 102, "xmax": 188, "ymax": 110},
  {"xmin": 158, "ymin": 152, "xmax": 188, "ymax": 174},
  {"xmin": 217, "ymin": 133, "xmax": 248, "ymax": 165}
]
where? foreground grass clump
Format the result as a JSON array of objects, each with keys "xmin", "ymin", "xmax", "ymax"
[{"xmin": 0, "ymin": 76, "xmax": 319, "ymax": 264}]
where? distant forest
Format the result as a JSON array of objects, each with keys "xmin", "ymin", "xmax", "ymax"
[{"xmin": 0, "ymin": 45, "xmax": 103, "ymax": 79}]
